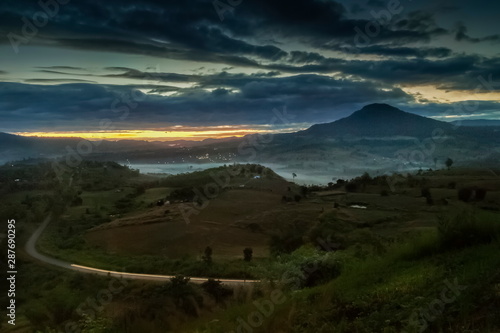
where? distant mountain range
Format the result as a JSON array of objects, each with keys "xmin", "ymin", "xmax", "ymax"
[{"xmin": 1, "ymin": 104, "xmax": 499, "ymax": 174}]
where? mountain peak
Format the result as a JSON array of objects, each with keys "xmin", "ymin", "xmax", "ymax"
[
  {"xmin": 362, "ymin": 103, "xmax": 399, "ymax": 110},
  {"xmin": 301, "ymin": 103, "xmax": 452, "ymax": 138},
  {"xmin": 353, "ymin": 103, "xmax": 405, "ymax": 117}
]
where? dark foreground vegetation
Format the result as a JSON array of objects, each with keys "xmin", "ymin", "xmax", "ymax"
[{"xmin": 1, "ymin": 160, "xmax": 499, "ymax": 332}]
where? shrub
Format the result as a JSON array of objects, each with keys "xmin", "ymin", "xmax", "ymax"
[
  {"xmin": 437, "ymin": 210, "xmax": 500, "ymax": 249},
  {"xmin": 201, "ymin": 279, "xmax": 233, "ymax": 303},
  {"xmin": 243, "ymin": 247, "xmax": 253, "ymax": 261},
  {"xmin": 270, "ymin": 232, "xmax": 304, "ymax": 256},
  {"xmin": 202, "ymin": 246, "xmax": 213, "ymax": 264},
  {"xmin": 301, "ymin": 256, "xmax": 342, "ymax": 288},
  {"xmin": 168, "ymin": 187, "xmax": 195, "ymax": 202}
]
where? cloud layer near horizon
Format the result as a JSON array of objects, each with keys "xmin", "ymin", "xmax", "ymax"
[{"xmin": 0, "ymin": 0, "xmax": 499, "ymax": 135}]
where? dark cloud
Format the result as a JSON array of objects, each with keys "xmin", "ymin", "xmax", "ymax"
[
  {"xmin": 36, "ymin": 66, "xmax": 86, "ymax": 71},
  {"xmin": 104, "ymin": 67, "xmax": 201, "ymax": 83},
  {"xmin": 0, "ymin": 0, "xmax": 452, "ymax": 66},
  {"xmin": 96, "ymin": 52, "xmax": 499, "ymax": 93},
  {"xmin": 366, "ymin": 0, "xmax": 385, "ymax": 8},
  {"xmin": 406, "ymin": 101, "xmax": 500, "ymax": 118},
  {"xmin": 24, "ymin": 78, "xmax": 97, "ymax": 83},
  {"xmin": 0, "ymin": 75, "xmax": 413, "ymax": 132},
  {"xmin": 331, "ymin": 45, "xmax": 453, "ymax": 58},
  {"xmin": 393, "ymin": 11, "xmax": 448, "ymax": 37},
  {"xmin": 455, "ymin": 22, "xmax": 500, "ymax": 43},
  {"xmin": 350, "ymin": 4, "xmax": 365, "ymax": 14},
  {"xmin": 54, "ymin": 38, "xmax": 265, "ymax": 69},
  {"xmin": 1, "ymin": 0, "xmax": 500, "ymax": 134}
]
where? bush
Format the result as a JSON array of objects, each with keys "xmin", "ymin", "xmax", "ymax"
[
  {"xmin": 261, "ymin": 247, "xmax": 342, "ymax": 290},
  {"xmin": 437, "ymin": 210, "xmax": 500, "ymax": 249},
  {"xmin": 301, "ymin": 256, "xmax": 342, "ymax": 288},
  {"xmin": 201, "ymin": 279, "xmax": 233, "ymax": 303},
  {"xmin": 202, "ymin": 246, "xmax": 213, "ymax": 264},
  {"xmin": 168, "ymin": 187, "xmax": 195, "ymax": 202},
  {"xmin": 270, "ymin": 232, "xmax": 303, "ymax": 255},
  {"xmin": 162, "ymin": 275, "xmax": 203, "ymax": 314},
  {"xmin": 243, "ymin": 247, "xmax": 253, "ymax": 261}
]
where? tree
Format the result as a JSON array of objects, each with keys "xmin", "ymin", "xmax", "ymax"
[
  {"xmin": 421, "ymin": 187, "xmax": 433, "ymax": 205},
  {"xmin": 359, "ymin": 172, "xmax": 372, "ymax": 189},
  {"xmin": 201, "ymin": 279, "xmax": 233, "ymax": 303},
  {"xmin": 445, "ymin": 158, "xmax": 453, "ymax": 170},
  {"xmin": 243, "ymin": 247, "xmax": 253, "ymax": 261},
  {"xmin": 292, "ymin": 172, "xmax": 297, "ymax": 180},
  {"xmin": 202, "ymin": 246, "xmax": 212, "ymax": 263}
]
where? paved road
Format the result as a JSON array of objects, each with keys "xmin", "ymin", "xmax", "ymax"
[{"xmin": 25, "ymin": 216, "xmax": 260, "ymax": 285}]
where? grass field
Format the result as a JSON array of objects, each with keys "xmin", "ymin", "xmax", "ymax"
[
  {"xmin": 63, "ymin": 167, "xmax": 500, "ymax": 262},
  {"xmin": 4, "ymin": 162, "xmax": 500, "ymax": 332}
]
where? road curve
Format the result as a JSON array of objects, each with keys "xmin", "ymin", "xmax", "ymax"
[{"xmin": 25, "ymin": 216, "xmax": 260, "ymax": 285}]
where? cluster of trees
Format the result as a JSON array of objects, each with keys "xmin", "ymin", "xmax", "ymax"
[{"xmin": 202, "ymin": 246, "xmax": 253, "ymax": 263}]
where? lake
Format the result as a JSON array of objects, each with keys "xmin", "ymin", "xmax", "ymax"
[{"xmin": 127, "ymin": 162, "xmax": 337, "ymax": 185}]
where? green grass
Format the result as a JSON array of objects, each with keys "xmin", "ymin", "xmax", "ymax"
[
  {"xmin": 183, "ymin": 215, "xmax": 500, "ymax": 333},
  {"xmin": 136, "ymin": 187, "xmax": 172, "ymax": 203},
  {"xmin": 9, "ymin": 164, "xmax": 500, "ymax": 332},
  {"xmin": 38, "ymin": 222, "xmax": 260, "ymax": 279}
]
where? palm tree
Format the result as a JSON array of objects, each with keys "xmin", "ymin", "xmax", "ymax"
[{"xmin": 292, "ymin": 172, "xmax": 297, "ymax": 181}]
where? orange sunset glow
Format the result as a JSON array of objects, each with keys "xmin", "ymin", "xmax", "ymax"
[{"xmin": 12, "ymin": 128, "xmax": 281, "ymax": 141}]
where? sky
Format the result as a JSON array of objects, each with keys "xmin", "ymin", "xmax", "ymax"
[{"xmin": 0, "ymin": 0, "xmax": 499, "ymax": 141}]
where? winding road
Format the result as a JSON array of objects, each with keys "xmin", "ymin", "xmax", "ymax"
[{"xmin": 25, "ymin": 216, "xmax": 260, "ymax": 285}]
